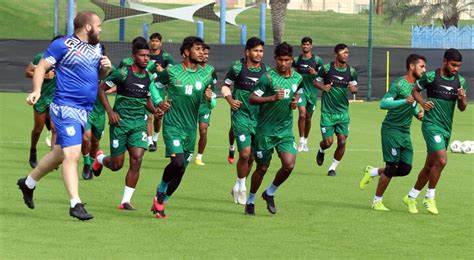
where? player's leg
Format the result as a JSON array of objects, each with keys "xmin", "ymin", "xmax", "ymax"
[
  {"xmin": 119, "ymin": 147, "xmax": 145, "ymax": 210},
  {"xmin": 232, "ymin": 132, "xmax": 254, "ymax": 204},
  {"xmin": 44, "ymin": 110, "xmax": 52, "ymax": 147},
  {"xmin": 297, "ymin": 104, "xmax": 307, "ymax": 152},
  {"xmin": 316, "ymin": 113, "xmax": 335, "ymax": 166},
  {"xmin": 422, "ymin": 150, "xmax": 446, "ymax": 215},
  {"xmin": 29, "ymin": 110, "xmax": 47, "ymax": 168},
  {"xmin": 228, "ymin": 126, "xmax": 236, "ymax": 164},
  {"xmin": 196, "ymin": 122, "xmax": 209, "ymax": 166},
  {"xmin": 326, "ymin": 133, "xmax": 346, "ymax": 176},
  {"xmin": 152, "ymin": 114, "xmax": 162, "ymax": 146},
  {"xmin": 81, "ymin": 129, "xmax": 93, "ymax": 180},
  {"xmin": 146, "ymin": 113, "xmax": 156, "ymax": 152}
]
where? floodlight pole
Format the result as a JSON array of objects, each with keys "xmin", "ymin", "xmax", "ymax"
[
  {"xmin": 260, "ymin": 3, "xmax": 266, "ymax": 42},
  {"xmin": 367, "ymin": 1, "xmax": 374, "ymax": 101},
  {"xmin": 66, "ymin": 0, "xmax": 74, "ymax": 35},
  {"xmin": 119, "ymin": 0, "xmax": 125, "ymax": 42},
  {"xmin": 54, "ymin": 0, "xmax": 59, "ymax": 36}
]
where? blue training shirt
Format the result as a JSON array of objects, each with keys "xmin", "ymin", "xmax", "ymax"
[{"xmin": 43, "ymin": 34, "xmax": 102, "ymax": 111}]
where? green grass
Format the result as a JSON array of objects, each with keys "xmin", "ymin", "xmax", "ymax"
[
  {"xmin": 1, "ymin": 0, "xmax": 472, "ymax": 46},
  {"xmin": 0, "ymin": 92, "xmax": 473, "ymax": 258}
]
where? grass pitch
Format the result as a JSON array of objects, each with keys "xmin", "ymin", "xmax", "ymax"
[{"xmin": 0, "ymin": 92, "xmax": 473, "ymax": 258}]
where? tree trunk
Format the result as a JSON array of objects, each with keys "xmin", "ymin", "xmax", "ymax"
[
  {"xmin": 376, "ymin": 0, "xmax": 383, "ymax": 15},
  {"xmin": 270, "ymin": 0, "xmax": 289, "ymax": 45}
]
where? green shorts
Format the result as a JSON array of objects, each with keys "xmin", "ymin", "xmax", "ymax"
[
  {"xmin": 86, "ymin": 113, "xmax": 105, "ymax": 140},
  {"xmin": 198, "ymin": 110, "xmax": 211, "ymax": 125},
  {"xmin": 109, "ymin": 119, "xmax": 148, "ymax": 156},
  {"xmin": 422, "ymin": 123, "xmax": 450, "ymax": 153},
  {"xmin": 297, "ymin": 94, "xmax": 316, "ymax": 113},
  {"xmin": 381, "ymin": 125, "xmax": 413, "ymax": 165},
  {"xmin": 320, "ymin": 112, "xmax": 350, "ymax": 138},
  {"xmin": 33, "ymin": 95, "xmax": 53, "ymax": 113},
  {"xmin": 253, "ymin": 135, "xmax": 297, "ymax": 165},
  {"xmin": 234, "ymin": 132, "xmax": 255, "ymax": 151},
  {"xmin": 163, "ymin": 126, "xmax": 196, "ymax": 166}
]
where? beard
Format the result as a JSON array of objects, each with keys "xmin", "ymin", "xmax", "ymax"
[{"xmin": 88, "ymin": 29, "xmax": 100, "ymax": 45}]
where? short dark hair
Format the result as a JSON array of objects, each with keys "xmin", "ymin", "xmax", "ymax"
[
  {"xmin": 203, "ymin": 43, "xmax": 210, "ymax": 50},
  {"xmin": 73, "ymin": 11, "xmax": 98, "ymax": 32},
  {"xmin": 274, "ymin": 42, "xmax": 293, "ymax": 57},
  {"xmin": 180, "ymin": 36, "xmax": 204, "ymax": 55},
  {"xmin": 406, "ymin": 54, "xmax": 426, "ymax": 70},
  {"xmin": 301, "ymin": 37, "xmax": 312, "ymax": 44},
  {"xmin": 444, "ymin": 48, "xmax": 462, "ymax": 62},
  {"xmin": 245, "ymin": 37, "xmax": 265, "ymax": 50},
  {"xmin": 132, "ymin": 41, "xmax": 150, "ymax": 54},
  {"xmin": 334, "ymin": 43, "xmax": 348, "ymax": 53},
  {"xmin": 132, "ymin": 36, "xmax": 147, "ymax": 45},
  {"xmin": 149, "ymin": 32, "xmax": 162, "ymax": 41}
]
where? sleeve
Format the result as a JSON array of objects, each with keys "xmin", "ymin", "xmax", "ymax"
[
  {"xmin": 149, "ymin": 81, "xmax": 162, "ymax": 106},
  {"xmin": 155, "ymin": 68, "xmax": 170, "ymax": 86},
  {"xmin": 224, "ymin": 61, "xmax": 240, "ymax": 85},
  {"xmin": 459, "ymin": 76, "xmax": 468, "ymax": 91},
  {"xmin": 350, "ymin": 67, "xmax": 358, "ymax": 85},
  {"xmin": 104, "ymin": 67, "xmax": 125, "ymax": 88},
  {"xmin": 146, "ymin": 61, "xmax": 157, "ymax": 74},
  {"xmin": 32, "ymin": 53, "xmax": 42, "ymax": 66},
  {"xmin": 297, "ymin": 77, "xmax": 304, "ymax": 94},
  {"xmin": 292, "ymin": 57, "xmax": 298, "ymax": 68},
  {"xmin": 315, "ymin": 64, "xmax": 328, "ymax": 83},
  {"xmin": 165, "ymin": 52, "xmax": 174, "ymax": 66},
  {"xmin": 416, "ymin": 71, "xmax": 434, "ymax": 90},
  {"xmin": 253, "ymin": 73, "xmax": 270, "ymax": 97},
  {"xmin": 43, "ymin": 38, "xmax": 66, "ymax": 66},
  {"xmin": 380, "ymin": 82, "xmax": 406, "ymax": 109},
  {"xmin": 315, "ymin": 56, "xmax": 324, "ymax": 71}
]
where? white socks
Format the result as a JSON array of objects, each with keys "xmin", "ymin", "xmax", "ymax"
[
  {"xmin": 373, "ymin": 196, "xmax": 383, "ymax": 204},
  {"xmin": 97, "ymin": 153, "xmax": 106, "ymax": 165},
  {"xmin": 370, "ymin": 168, "xmax": 379, "ymax": 177},
  {"xmin": 328, "ymin": 159, "xmax": 340, "ymax": 171},
  {"xmin": 319, "ymin": 147, "xmax": 325, "ymax": 153},
  {"xmin": 147, "ymin": 136, "xmax": 153, "ymax": 145},
  {"xmin": 234, "ymin": 177, "xmax": 246, "ymax": 191},
  {"xmin": 152, "ymin": 132, "xmax": 159, "ymax": 142},
  {"xmin": 70, "ymin": 197, "xmax": 82, "ymax": 208},
  {"xmin": 425, "ymin": 188, "xmax": 436, "ymax": 199},
  {"xmin": 121, "ymin": 186, "xmax": 135, "ymax": 204},
  {"xmin": 408, "ymin": 187, "xmax": 421, "ymax": 199},
  {"xmin": 299, "ymin": 137, "xmax": 307, "ymax": 144},
  {"xmin": 229, "ymin": 145, "xmax": 235, "ymax": 151},
  {"xmin": 196, "ymin": 154, "xmax": 203, "ymax": 160},
  {"xmin": 25, "ymin": 175, "xmax": 37, "ymax": 189}
]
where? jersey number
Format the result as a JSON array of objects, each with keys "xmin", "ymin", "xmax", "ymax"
[
  {"xmin": 284, "ymin": 89, "xmax": 291, "ymax": 99},
  {"xmin": 185, "ymin": 85, "xmax": 193, "ymax": 95}
]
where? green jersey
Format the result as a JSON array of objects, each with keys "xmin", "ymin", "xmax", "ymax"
[
  {"xmin": 417, "ymin": 69, "xmax": 468, "ymax": 133},
  {"xmin": 105, "ymin": 66, "xmax": 153, "ymax": 120},
  {"xmin": 316, "ymin": 62, "xmax": 358, "ymax": 113},
  {"xmin": 118, "ymin": 57, "xmax": 156, "ymax": 71},
  {"xmin": 381, "ymin": 76, "xmax": 418, "ymax": 131},
  {"xmin": 253, "ymin": 69, "xmax": 303, "ymax": 137},
  {"xmin": 225, "ymin": 59, "xmax": 271, "ymax": 134},
  {"xmin": 150, "ymin": 50, "xmax": 174, "ymax": 68},
  {"xmin": 157, "ymin": 64, "xmax": 214, "ymax": 132},
  {"xmin": 293, "ymin": 54, "xmax": 323, "ymax": 100},
  {"xmin": 198, "ymin": 64, "xmax": 218, "ymax": 114},
  {"xmin": 33, "ymin": 52, "xmax": 56, "ymax": 98},
  {"xmin": 90, "ymin": 96, "xmax": 105, "ymax": 118}
]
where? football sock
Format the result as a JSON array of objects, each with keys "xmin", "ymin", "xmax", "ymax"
[
  {"xmin": 265, "ymin": 184, "xmax": 278, "ymax": 196},
  {"xmin": 147, "ymin": 136, "xmax": 153, "ymax": 145},
  {"xmin": 328, "ymin": 159, "xmax": 340, "ymax": 171},
  {"xmin": 70, "ymin": 197, "xmax": 82, "ymax": 208},
  {"xmin": 233, "ymin": 180, "xmax": 239, "ymax": 192},
  {"xmin": 157, "ymin": 181, "xmax": 169, "ymax": 194},
  {"xmin": 408, "ymin": 187, "xmax": 420, "ymax": 199},
  {"xmin": 425, "ymin": 188, "xmax": 435, "ymax": 199},
  {"xmin": 196, "ymin": 154, "xmax": 203, "ymax": 160},
  {"xmin": 237, "ymin": 177, "xmax": 246, "ymax": 191},
  {"xmin": 373, "ymin": 196, "xmax": 383, "ymax": 204},
  {"xmin": 229, "ymin": 145, "xmax": 235, "ymax": 151},
  {"xmin": 121, "ymin": 186, "xmax": 135, "ymax": 204},
  {"xmin": 319, "ymin": 147, "xmax": 325, "ymax": 153},
  {"xmin": 83, "ymin": 154, "xmax": 91, "ymax": 166},
  {"xmin": 152, "ymin": 132, "xmax": 159, "ymax": 142},
  {"xmin": 247, "ymin": 193, "xmax": 256, "ymax": 204},
  {"xmin": 25, "ymin": 175, "xmax": 37, "ymax": 189},
  {"xmin": 299, "ymin": 137, "xmax": 307, "ymax": 143},
  {"xmin": 370, "ymin": 167, "xmax": 379, "ymax": 177},
  {"xmin": 97, "ymin": 153, "xmax": 106, "ymax": 165}
]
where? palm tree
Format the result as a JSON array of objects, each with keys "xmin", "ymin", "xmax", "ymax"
[
  {"xmin": 269, "ymin": 0, "xmax": 290, "ymax": 45},
  {"xmin": 384, "ymin": 0, "xmax": 474, "ymax": 28}
]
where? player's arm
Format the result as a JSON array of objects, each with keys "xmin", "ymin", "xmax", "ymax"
[
  {"xmin": 27, "ymin": 58, "xmax": 54, "ymax": 105},
  {"xmin": 99, "ymin": 68, "xmax": 122, "ymax": 125},
  {"xmin": 166, "ymin": 53, "xmax": 174, "ymax": 66},
  {"xmin": 249, "ymin": 73, "xmax": 284, "ymax": 104},
  {"xmin": 99, "ymin": 55, "xmax": 113, "ymax": 80},
  {"xmin": 291, "ymin": 79, "xmax": 304, "ymax": 109},
  {"xmin": 207, "ymin": 69, "xmax": 218, "ymax": 109},
  {"xmin": 380, "ymin": 82, "xmax": 413, "ymax": 110},
  {"xmin": 221, "ymin": 62, "xmax": 241, "ymax": 110},
  {"xmin": 149, "ymin": 81, "xmax": 163, "ymax": 106},
  {"xmin": 313, "ymin": 65, "xmax": 331, "ymax": 92},
  {"xmin": 412, "ymin": 73, "xmax": 434, "ymax": 111},
  {"xmin": 457, "ymin": 77, "xmax": 468, "ymax": 112},
  {"xmin": 348, "ymin": 68, "xmax": 358, "ymax": 94}
]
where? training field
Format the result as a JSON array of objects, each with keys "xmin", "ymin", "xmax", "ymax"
[{"xmin": 0, "ymin": 92, "xmax": 472, "ymax": 258}]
